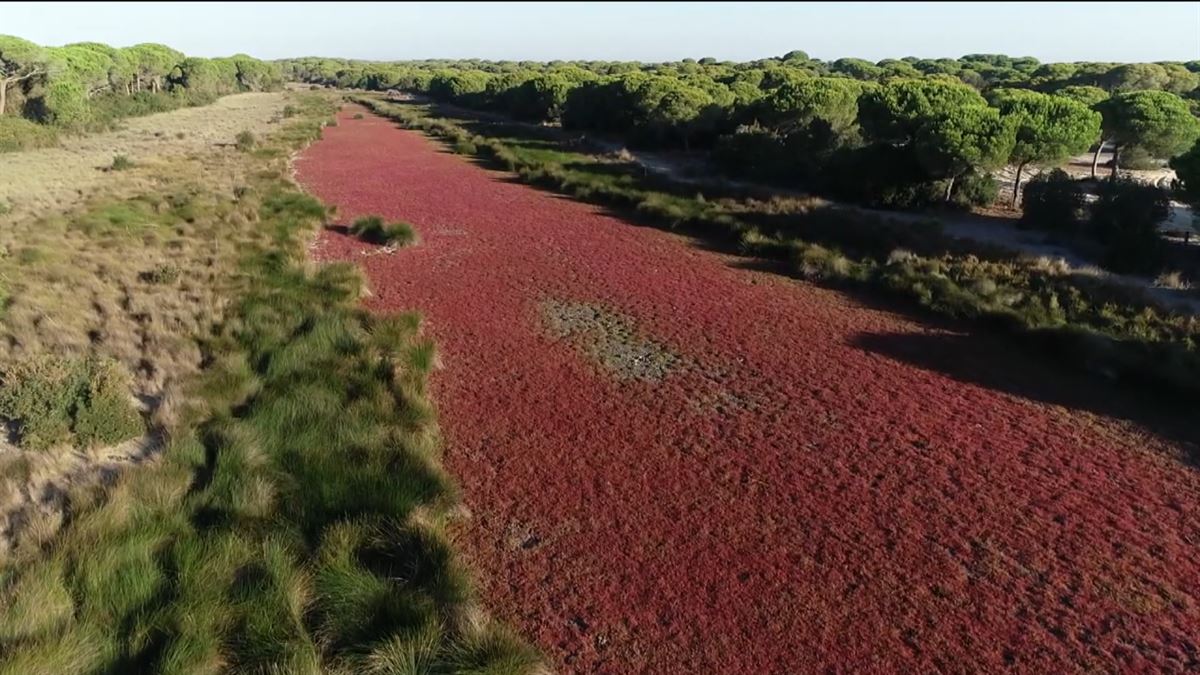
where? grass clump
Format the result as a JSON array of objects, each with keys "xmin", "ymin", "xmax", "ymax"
[
  {"xmin": 282, "ymin": 104, "xmax": 299, "ymax": 119},
  {"xmin": 350, "ymin": 215, "xmax": 418, "ymax": 246},
  {"xmin": 109, "ymin": 155, "xmax": 134, "ymax": 171},
  {"xmin": 137, "ymin": 264, "xmax": 180, "ymax": 285},
  {"xmin": 353, "ymin": 113, "xmax": 365, "ymax": 120},
  {"xmin": 235, "ymin": 130, "xmax": 257, "ymax": 152},
  {"xmin": 0, "ymin": 356, "xmax": 143, "ymax": 451}
]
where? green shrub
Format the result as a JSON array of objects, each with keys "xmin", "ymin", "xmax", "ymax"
[
  {"xmin": 282, "ymin": 104, "xmax": 299, "ymax": 118},
  {"xmin": 72, "ymin": 360, "xmax": 145, "ymax": 448},
  {"xmin": 950, "ymin": 171, "xmax": 999, "ymax": 208},
  {"xmin": 1021, "ymin": 169, "xmax": 1087, "ymax": 231},
  {"xmin": 0, "ymin": 357, "xmax": 142, "ymax": 451},
  {"xmin": 0, "ymin": 200, "xmax": 10, "ymax": 216},
  {"xmin": 0, "ymin": 117, "xmax": 59, "ymax": 153},
  {"xmin": 110, "ymin": 155, "xmax": 133, "ymax": 171},
  {"xmin": 349, "ymin": 215, "xmax": 417, "ymax": 246},
  {"xmin": 235, "ymin": 130, "xmax": 257, "ymax": 152},
  {"xmin": 0, "ymin": 357, "xmax": 83, "ymax": 451},
  {"xmin": 1089, "ymin": 177, "xmax": 1169, "ymax": 274},
  {"xmin": 353, "ymin": 113, "xmax": 364, "ymax": 120}
]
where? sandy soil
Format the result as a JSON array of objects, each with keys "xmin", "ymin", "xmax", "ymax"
[
  {"xmin": 296, "ymin": 107, "xmax": 1200, "ymax": 674},
  {"xmin": 0, "ymin": 92, "xmax": 288, "ymax": 220}
]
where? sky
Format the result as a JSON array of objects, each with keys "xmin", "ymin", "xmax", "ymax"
[{"xmin": 2, "ymin": 2, "xmax": 1198, "ymax": 63}]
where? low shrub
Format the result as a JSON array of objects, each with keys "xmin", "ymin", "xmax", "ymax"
[
  {"xmin": 110, "ymin": 154, "xmax": 134, "ymax": 171},
  {"xmin": 138, "ymin": 264, "xmax": 181, "ymax": 284},
  {"xmin": 0, "ymin": 356, "xmax": 143, "ymax": 451},
  {"xmin": 235, "ymin": 130, "xmax": 257, "ymax": 151},
  {"xmin": 951, "ymin": 171, "xmax": 999, "ymax": 209},
  {"xmin": 282, "ymin": 104, "xmax": 299, "ymax": 118},
  {"xmin": 353, "ymin": 113, "xmax": 364, "ymax": 119},
  {"xmin": 349, "ymin": 215, "xmax": 418, "ymax": 246},
  {"xmin": 71, "ymin": 360, "xmax": 145, "ymax": 448},
  {"xmin": 1021, "ymin": 169, "xmax": 1087, "ymax": 232},
  {"xmin": 1089, "ymin": 177, "xmax": 1169, "ymax": 274}
]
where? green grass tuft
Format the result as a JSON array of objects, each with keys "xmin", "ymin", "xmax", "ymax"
[{"xmin": 350, "ymin": 215, "xmax": 418, "ymax": 247}]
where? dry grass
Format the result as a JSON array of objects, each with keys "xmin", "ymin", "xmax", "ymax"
[
  {"xmin": 0, "ymin": 91, "xmax": 306, "ymax": 555},
  {"xmin": 1154, "ymin": 271, "xmax": 1192, "ymax": 290},
  {"xmin": 0, "ymin": 93, "xmax": 288, "ymax": 222}
]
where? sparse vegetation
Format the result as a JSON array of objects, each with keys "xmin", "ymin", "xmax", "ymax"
[{"xmin": 109, "ymin": 154, "xmax": 133, "ymax": 170}]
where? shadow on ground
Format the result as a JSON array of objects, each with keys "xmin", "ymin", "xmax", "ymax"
[{"xmin": 851, "ymin": 327, "xmax": 1199, "ymax": 461}]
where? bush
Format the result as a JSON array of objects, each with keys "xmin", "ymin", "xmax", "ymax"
[
  {"xmin": 950, "ymin": 171, "xmax": 999, "ymax": 208},
  {"xmin": 110, "ymin": 155, "xmax": 133, "ymax": 171},
  {"xmin": 1113, "ymin": 144, "xmax": 1161, "ymax": 171},
  {"xmin": 0, "ymin": 116, "xmax": 59, "ymax": 153},
  {"xmin": 353, "ymin": 113, "xmax": 364, "ymax": 120},
  {"xmin": 1089, "ymin": 177, "xmax": 1169, "ymax": 273},
  {"xmin": 1021, "ymin": 169, "xmax": 1086, "ymax": 231},
  {"xmin": 0, "ymin": 357, "xmax": 143, "ymax": 451},
  {"xmin": 349, "ymin": 215, "xmax": 417, "ymax": 246},
  {"xmin": 282, "ymin": 104, "xmax": 299, "ymax": 118},
  {"xmin": 71, "ymin": 360, "xmax": 145, "ymax": 448},
  {"xmin": 713, "ymin": 126, "xmax": 793, "ymax": 183},
  {"xmin": 235, "ymin": 130, "xmax": 257, "ymax": 151}
]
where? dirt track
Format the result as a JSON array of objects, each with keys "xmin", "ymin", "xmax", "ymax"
[{"xmin": 296, "ymin": 107, "xmax": 1200, "ymax": 674}]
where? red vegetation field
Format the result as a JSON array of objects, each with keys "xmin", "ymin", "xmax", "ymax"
[{"xmin": 296, "ymin": 107, "xmax": 1200, "ymax": 673}]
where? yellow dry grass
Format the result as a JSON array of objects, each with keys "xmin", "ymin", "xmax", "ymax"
[{"xmin": 0, "ymin": 93, "xmax": 288, "ymax": 220}]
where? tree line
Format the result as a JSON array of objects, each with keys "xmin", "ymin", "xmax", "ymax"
[
  {"xmin": 279, "ymin": 52, "xmax": 1200, "ymax": 211},
  {"xmin": 0, "ymin": 35, "xmax": 283, "ymax": 129}
]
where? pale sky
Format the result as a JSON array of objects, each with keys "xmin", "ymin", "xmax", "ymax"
[{"xmin": 2, "ymin": 2, "xmax": 1197, "ymax": 63}]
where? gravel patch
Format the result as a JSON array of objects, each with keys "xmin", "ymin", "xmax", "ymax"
[{"xmin": 541, "ymin": 298, "xmax": 682, "ymax": 382}]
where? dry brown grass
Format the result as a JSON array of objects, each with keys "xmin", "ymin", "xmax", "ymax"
[{"xmin": 0, "ymin": 93, "xmax": 288, "ymax": 221}]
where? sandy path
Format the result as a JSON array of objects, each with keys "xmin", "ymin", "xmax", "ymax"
[{"xmin": 296, "ymin": 108, "xmax": 1200, "ymax": 674}]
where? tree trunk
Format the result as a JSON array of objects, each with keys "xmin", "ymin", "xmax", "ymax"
[
  {"xmin": 1091, "ymin": 140, "xmax": 1106, "ymax": 179},
  {"xmin": 1011, "ymin": 161, "xmax": 1027, "ymax": 208},
  {"xmin": 135, "ymin": 74, "xmax": 141, "ymax": 92},
  {"xmin": 944, "ymin": 175, "xmax": 956, "ymax": 203},
  {"xmin": 0, "ymin": 79, "xmax": 8, "ymax": 117},
  {"xmin": 1110, "ymin": 144, "xmax": 1121, "ymax": 178}
]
